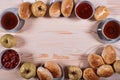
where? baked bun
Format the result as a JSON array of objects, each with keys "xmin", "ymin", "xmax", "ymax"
[
  {"xmin": 102, "ymin": 45, "xmax": 116, "ymax": 64},
  {"xmin": 94, "ymin": 6, "xmax": 110, "ymax": 21},
  {"xmin": 113, "ymin": 60, "xmax": 120, "ymax": 74},
  {"xmin": 83, "ymin": 68, "xmax": 99, "ymax": 80},
  {"xmin": 31, "ymin": 1, "xmax": 47, "ymax": 17},
  {"xmin": 37, "ymin": 67, "xmax": 53, "ymax": 80},
  {"xmin": 18, "ymin": 2, "xmax": 32, "ymax": 19},
  {"xmin": 61, "ymin": 0, "xmax": 74, "ymax": 17},
  {"xmin": 68, "ymin": 66, "xmax": 82, "ymax": 80},
  {"xmin": 44, "ymin": 61, "xmax": 62, "ymax": 78},
  {"xmin": 88, "ymin": 54, "xmax": 104, "ymax": 69},
  {"xmin": 97, "ymin": 65, "xmax": 114, "ymax": 77},
  {"xmin": 49, "ymin": 2, "xmax": 61, "ymax": 17}
]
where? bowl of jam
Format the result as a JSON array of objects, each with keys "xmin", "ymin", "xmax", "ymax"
[
  {"xmin": 0, "ymin": 8, "xmax": 25, "ymax": 32},
  {"xmin": 97, "ymin": 18, "xmax": 120, "ymax": 43},
  {"xmin": 75, "ymin": 0, "xmax": 95, "ymax": 19},
  {"xmin": 0, "ymin": 49, "xmax": 20, "ymax": 70}
]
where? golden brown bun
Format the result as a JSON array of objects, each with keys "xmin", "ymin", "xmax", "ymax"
[
  {"xmin": 97, "ymin": 65, "xmax": 114, "ymax": 77},
  {"xmin": 37, "ymin": 67, "xmax": 53, "ymax": 80},
  {"xmin": 61, "ymin": 0, "xmax": 74, "ymax": 17},
  {"xmin": 44, "ymin": 61, "xmax": 62, "ymax": 78},
  {"xmin": 49, "ymin": 2, "xmax": 61, "ymax": 17},
  {"xmin": 31, "ymin": 1, "xmax": 47, "ymax": 17},
  {"xmin": 83, "ymin": 68, "xmax": 99, "ymax": 80},
  {"xmin": 68, "ymin": 66, "xmax": 82, "ymax": 80},
  {"xmin": 88, "ymin": 54, "xmax": 104, "ymax": 69},
  {"xmin": 18, "ymin": 2, "xmax": 32, "ymax": 19},
  {"xmin": 113, "ymin": 60, "xmax": 120, "ymax": 74},
  {"xmin": 102, "ymin": 45, "xmax": 116, "ymax": 64},
  {"xmin": 94, "ymin": 6, "xmax": 110, "ymax": 21}
]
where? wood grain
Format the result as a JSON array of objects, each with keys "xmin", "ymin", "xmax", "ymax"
[{"xmin": 0, "ymin": 0, "xmax": 120, "ymax": 80}]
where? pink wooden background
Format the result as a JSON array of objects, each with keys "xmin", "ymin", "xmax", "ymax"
[{"xmin": 0, "ymin": 0, "xmax": 120, "ymax": 80}]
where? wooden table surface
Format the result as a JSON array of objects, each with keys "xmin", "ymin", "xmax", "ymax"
[{"xmin": 0, "ymin": 0, "xmax": 120, "ymax": 80}]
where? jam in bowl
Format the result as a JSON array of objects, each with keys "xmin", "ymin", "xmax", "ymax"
[{"xmin": 0, "ymin": 49, "xmax": 20, "ymax": 70}]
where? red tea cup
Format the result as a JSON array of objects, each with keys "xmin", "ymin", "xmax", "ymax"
[{"xmin": 75, "ymin": 0, "xmax": 95, "ymax": 19}]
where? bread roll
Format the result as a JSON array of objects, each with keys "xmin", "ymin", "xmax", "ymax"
[
  {"xmin": 61, "ymin": 0, "xmax": 74, "ymax": 17},
  {"xmin": 83, "ymin": 68, "xmax": 99, "ymax": 80},
  {"xmin": 97, "ymin": 65, "xmax": 114, "ymax": 77},
  {"xmin": 88, "ymin": 54, "xmax": 104, "ymax": 69},
  {"xmin": 18, "ymin": 2, "xmax": 32, "ymax": 19},
  {"xmin": 44, "ymin": 61, "xmax": 62, "ymax": 78},
  {"xmin": 94, "ymin": 6, "xmax": 110, "ymax": 21},
  {"xmin": 49, "ymin": 2, "xmax": 61, "ymax": 17},
  {"xmin": 37, "ymin": 67, "xmax": 53, "ymax": 80},
  {"xmin": 113, "ymin": 60, "xmax": 120, "ymax": 74},
  {"xmin": 68, "ymin": 66, "xmax": 82, "ymax": 80},
  {"xmin": 102, "ymin": 45, "xmax": 116, "ymax": 64},
  {"xmin": 31, "ymin": 1, "xmax": 47, "ymax": 17}
]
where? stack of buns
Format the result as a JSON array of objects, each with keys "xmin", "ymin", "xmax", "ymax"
[
  {"xmin": 83, "ymin": 45, "xmax": 119, "ymax": 80},
  {"xmin": 18, "ymin": 1, "xmax": 47, "ymax": 19},
  {"xmin": 37, "ymin": 61, "xmax": 62, "ymax": 80},
  {"xmin": 19, "ymin": 0, "xmax": 74, "ymax": 19},
  {"xmin": 49, "ymin": 0, "xmax": 74, "ymax": 17}
]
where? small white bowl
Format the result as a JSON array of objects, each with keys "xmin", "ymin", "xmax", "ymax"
[
  {"xmin": 0, "ymin": 49, "xmax": 21, "ymax": 70},
  {"xmin": 75, "ymin": 0, "xmax": 95, "ymax": 20},
  {"xmin": 0, "ymin": 8, "xmax": 25, "ymax": 32}
]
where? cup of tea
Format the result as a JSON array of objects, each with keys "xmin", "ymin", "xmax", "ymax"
[
  {"xmin": 97, "ymin": 18, "xmax": 120, "ymax": 43},
  {"xmin": 0, "ymin": 49, "xmax": 20, "ymax": 70},
  {"xmin": 0, "ymin": 8, "xmax": 25, "ymax": 32},
  {"xmin": 75, "ymin": 0, "xmax": 95, "ymax": 19}
]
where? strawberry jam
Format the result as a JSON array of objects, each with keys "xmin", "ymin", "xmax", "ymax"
[{"xmin": 1, "ymin": 49, "xmax": 19, "ymax": 69}]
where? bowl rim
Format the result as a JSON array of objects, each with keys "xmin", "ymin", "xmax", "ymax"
[
  {"xmin": 97, "ymin": 18, "xmax": 120, "ymax": 43},
  {"xmin": 75, "ymin": 0, "xmax": 95, "ymax": 20},
  {"xmin": 0, "ymin": 49, "xmax": 21, "ymax": 70},
  {"xmin": 0, "ymin": 8, "xmax": 25, "ymax": 32}
]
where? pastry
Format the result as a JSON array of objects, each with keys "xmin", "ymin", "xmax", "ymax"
[
  {"xmin": 97, "ymin": 64, "xmax": 114, "ymax": 77},
  {"xmin": 61, "ymin": 0, "xmax": 74, "ymax": 17},
  {"xmin": 31, "ymin": 1, "xmax": 47, "ymax": 17},
  {"xmin": 83, "ymin": 68, "xmax": 99, "ymax": 80},
  {"xmin": 102, "ymin": 45, "xmax": 116, "ymax": 64},
  {"xmin": 49, "ymin": 2, "xmax": 61, "ymax": 17},
  {"xmin": 94, "ymin": 6, "xmax": 110, "ymax": 21},
  {"xmin": 20, "ymin": 62, "xmax": 36, "ymax": 79},
  {"xmin": 37, "ymin": 67, "xmax": 53, "ymax": 80},
  {"xmin": 68, "ymin": 66, "xmax": 82, "ymax": 80},
  {"xmin": 44, "ymin": 61, "xmax": 62, "ymax": 78},
  {"xmin": 113, "ymin": 60, "xmax": 120, "ymax": 74},
  {"xmin": 18, "ymin": 2, "xmax": 32, "ymax": 19},
  {"xmin": 88, "ymin": 54, "xmax": 104, "ymax": 69},
  {"xmin": 0, "ymin": 34, "xmax": 16, "ymax": 48}
]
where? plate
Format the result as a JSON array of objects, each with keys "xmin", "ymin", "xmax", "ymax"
[{"xmin": 86, "ymin": 44, "xmax": 120, "ymax": 80}]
